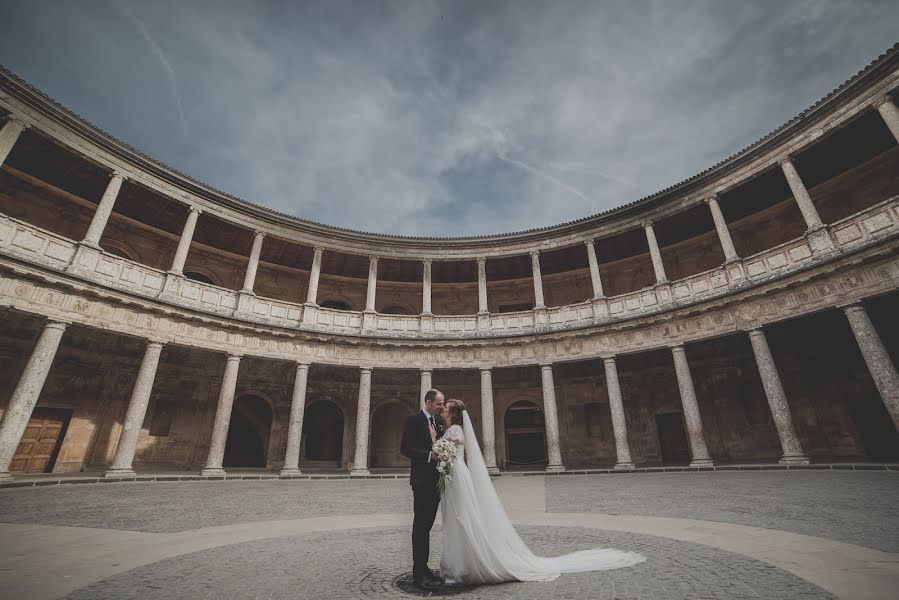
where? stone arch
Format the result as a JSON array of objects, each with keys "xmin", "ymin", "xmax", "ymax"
[
  {"xmin": 101, "ymin": 240, "xmax": 141, "ymax": 263},
  {"xmin": 320, "ymin": 299, "xmax": 354, "ymax": 311},
  {"xmin": 182, "ymin": 267, "xmax": 220, "ymax": 287},
  {"xmin": 370, "ymin": 399, "xmax": 414, "ymax": 468},
  {"xmin": 380, "ymin": 304, "xmax": 415, "ymax": 315},
  {"xmin": 223, "ymin": 393, "xmax": 273, "ymax": 468},
  {"xmin": 503, "ymin": 399, "xmax": 547, "ymax": 469},
  {"xmin": 301, "ymin": 398, "xmax": 345, "ymax": 467}
]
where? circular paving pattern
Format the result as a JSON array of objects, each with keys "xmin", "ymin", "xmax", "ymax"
[{"xmin": 63, "ymin": 526, "xmax": 836, "ymax": 599}]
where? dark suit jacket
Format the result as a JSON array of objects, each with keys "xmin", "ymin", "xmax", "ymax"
[{"xmin": 400, "ymin": 411, "xmax": 445, "ymax": 487}]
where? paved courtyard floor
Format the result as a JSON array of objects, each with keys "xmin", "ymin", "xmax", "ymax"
[{"xmin": 0, "ymin": 471, "xmax": 896, "ymax": 599}]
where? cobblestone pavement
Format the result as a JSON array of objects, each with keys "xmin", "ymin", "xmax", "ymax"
[
  {"xmin": 63, "ymin": 527, "xmax": 836, "ymax": 600},
  {"xmin": 544, "ymin": 471, "xmax": 899, "ymax": 553}
]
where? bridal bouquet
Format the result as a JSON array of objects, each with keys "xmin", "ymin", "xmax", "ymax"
[{"xmin": 432, "ymin": 437, "xmax": 457, "ymax": 496}]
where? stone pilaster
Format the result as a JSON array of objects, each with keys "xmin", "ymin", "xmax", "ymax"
[
  {"xmin": 747, "ymin": 328, "xmax": 810, "ymax": 464},
  {"xmin": 530, "ymin": 251, "xmax": 546, "ymax": 309},
  {"xmin": 842, "ymin": 302, "xmax": 899, "ymax": 431},
  {"xmin": 419, "ymin": 369, "xmax": 432, "ymax": 410},
  {"xmin": 539, "ymin": 364, "xmax": 565, "ymax": 472},
  {"xmin": 477, "ymin": 257, "xmax": 488, "ymax": 315},
  {"xmin": 305, "ymin": 247, "xmax": 323, "ymax": 305},
  {"xmin": 706, "ymin": 195, "xmax": 739, "ymax": 263},
  {"xmin": 669, "ymin": 343, "xmax": 713, "ymax": 467},
  {"xmin": 0, "ymin": 115, "xmax": 27, "ymax": 168},
  {"xmin": 584, "ymin": 239, "xmax": 605, "ymax": 298},
  {"xmin": 875, "ymin": 96, "xmax": 899, "ymax": 143},
  {"xmin": 643, "ymin": 221, "xmax": 668, "ymax": 284},
  {"xmin": 365, "ymin": 256, "xmax": 379, "ymax": 313},
  {"xmin": 422, "ymin": 258, "xmax": 432, "ymax": 315},
  {"xmin": 0, "ymin": 320, "xmax": 68, "ymax": 481},
  {"xmin": 280, "ymin": 362, "xmax": 310, "ymax": 476},
  {"xmin": 240, "ymin": 231, "xmax": 266, "ymax": 294},
  {"xmin": 201, "ymin": 353, "xmax": 242, "ymax": 476},
  {"xmin": 603, "ymin": 356, "xmax": 635, "ymax": 469},
  {"xmin": 350, "ymin": 367, "xmax": 372, "ymax": 475},
  {"xmin": 169, "ymin": 206, "xmax": 201, "ymax": 275},
  {"xmin": 106, "ymin": 341, "xmax": 165, "ymax": 477},
  {"xmin": 480, "ymin": 367, "xmax": 499, "ymax": 473},
  {"xmin": 82, "ymin": 172, "xmax": 125, "ymax": 249}
]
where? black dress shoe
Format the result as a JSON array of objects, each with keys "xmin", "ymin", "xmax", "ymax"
[
  {"xmin": 427, "ymin": 568, "xmax": 444, "ymax": 582},
  {"xmin": 420, "ymin": 572, "xmax": 443, "ymax": 588}
]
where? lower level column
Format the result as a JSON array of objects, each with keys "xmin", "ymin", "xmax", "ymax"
[
  {"xmin": 603, "ymin": 356, "xmax": 635, "ymax": 469},
  {"xmin": 351, "ymin": 367, "xmax": 373, "ymax": 475},
  {"xmin": 0, "ymin": 320, "xmax": 68, "ymax": 481},
  {"xmin": 201, "ymin": 353, "xmax": 242, "ymax": 477},
  {"xmin": 747, "ymin": 328, "xmax": 810, "ymax": 465},
  {"xmin": 540, "ymin": 364, "xmax": 565, "ymax": 472},
  {"xmin": 842, "ymin": 302, "xmax": 899, "ymax": 431},
  {"xmin": 480, "ymin": 367, "xmax": 499, "ymax": 474},
  {"xmin": 105, "ymin": 340, "xmax": 165, "ymax": 477},
  {"xmin": 670, "ymin": 343, "xmax": 714, "ymax": 467},
  {"xmin": 280, "ymin": 362, "xmax": 311, "ymax": 476}
]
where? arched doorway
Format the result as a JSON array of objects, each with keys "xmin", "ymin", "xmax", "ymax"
[
  {"xmin": 223, "ymin": 394, "xmax": 272, "ymax": 468},
  {"xmin": 370, "ymin": 402, "xmax": 410, "ymax": 468},
  {"xmin": 504, "ymin": 401, "xmax": 547, "ymax": 469},
  {"xmin": 301, "ymin": 400, "xmax": 344, "ymax": 467}
]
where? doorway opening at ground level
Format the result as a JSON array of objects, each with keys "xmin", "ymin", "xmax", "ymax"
[
  {"xmin": 371, "ymin": 402, "xmax": 411, "ymax": 468},
  {"xmin": 656, "ymin": 412, "xmax": 691, "ymax": 465},
  {"xmin": 223, "ymin": 394, "xmax": 272, "ymax": 468},
  {"xmin": 10, "ymin": 407, "xmax": 72, "ymax": 474},
  {"xmin": 301, "ymin": 400, "xmax": 344, "ymax": 468},
  {"xmin": 504, "ymin": 400, "xmax": 547, "ymax": 469}
]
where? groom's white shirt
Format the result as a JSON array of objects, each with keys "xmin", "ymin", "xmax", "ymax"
[{"xmin": 422, "ymin": 408, "xmax": 434, "ymax": 463}]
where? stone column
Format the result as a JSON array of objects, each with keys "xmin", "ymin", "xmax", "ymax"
[
  {"xmin": 539, "ymin": 364, "xmax": 565, "ymax": 472},
  {"xmin": 422, "ymin": 259, "xmax": 433, "ymax": 315},
  {"xmin": 530, "ymin": 251, "xmax": 546, "ymax": 309},
  {"xmin": 105, "ymin": 341, "xmax": 165, "ymax": 477},
  {"xmin": 603, "ymin": 356, "xmax": 635, "ymax": 469},
  {"xmin": 706, "ymin": 195, "xmax": 739, "ymax": 263},
  {"xmin": 201, "ymin": 353, "xmax": 242, "ymax": 476},
  {"xmin": 240, "ymin": 231, "xmax": 266, "ymax": 294},
  {"xmin": 82, "ymin": 172, "xmax": 125, "ymax": 249},
  {"xmin": 643, "ymin": 221, "xmax": 668, "ymax": 283},
  {"xmin": 365, "ymin": 256, "xmax": 379, "ymax": 312},
  {"xmin": 842, "ymin": 303, "xmax": 899, "ymax": 431},
  {"xmin": 585, "ymin": 239, "xmax": 605, "ymax": 298},
  {"xmin": 280, "ymin": 362, "xmax": 311, "ymax": 476},
  {"xmin": 419, "ymin": 369, "xmax": 432, "ymax": 410},
  {"xmin": 875, "ymin": 96, "xmax": 899, "ymax": 143},
  {"xmin": 0, "ymin": 320, "xmax": 68, "ymax": 481},
  {"xmin": 305, "ymin": 247, "xmax": 323, "ymax": 305},
  {"xmin": 747, "ymin": 328, "xmax": 809, "ymax": 464},
  {"xmin": 669, "ymin": 343, "xmax": 714, "ymax": 467},
  {"xmin": 169, "ymin": 207, "xmax": 201, "ymax": 275},
  {"xmin": 0, "ymin": 116, "xmax": 27, "ymax": 168},
  {"xmin": 779, "ymin": 158, "xmax": 824, "ymax": 230},
  {"xmin": 477, "ymin": 257, "xmax": 488, "ymax": 314},
  {"xmin": 351, "ymin": 367, "xmax": 372, "ymax": 475},
  {"xmin": 480, "ymin": 367, "xmax": 499, "ymax": 473}
]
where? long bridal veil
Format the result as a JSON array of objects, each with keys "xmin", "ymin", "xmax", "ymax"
[{"xmin": 460, "ymin": 410, "xmax": 645, "ymax": 580}]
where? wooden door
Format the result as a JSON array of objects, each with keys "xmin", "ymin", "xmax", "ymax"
[
  {"xmin": 656, "ymin": 412, "xmax": 691, "ymax": 465},
  {"xmin": 10, "ymin": 408, "xmax": 72, "ymax": 473}
]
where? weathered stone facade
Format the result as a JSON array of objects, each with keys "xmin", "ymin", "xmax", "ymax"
[{"xmin": 0, "ymin": 45, "xmax": 898, "ymax": 480}]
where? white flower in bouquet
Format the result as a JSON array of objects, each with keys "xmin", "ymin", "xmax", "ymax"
[{"xmin": 432, "ymin": 437, "xmax": 457, "ymax": 496}]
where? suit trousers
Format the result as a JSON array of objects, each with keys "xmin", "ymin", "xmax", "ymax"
[{"xmin": 411, "ymin": 476, "xmax": 441, "ymax": 577}]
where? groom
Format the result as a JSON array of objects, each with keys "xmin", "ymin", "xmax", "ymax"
[{"xmin": 400, "ymin": 388, "xmax": 446, "ymax": 589}]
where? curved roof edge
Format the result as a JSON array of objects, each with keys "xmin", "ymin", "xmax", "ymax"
[{"xmin": 1, "ymin": 42, "xmax": 897, "ymax": 245}]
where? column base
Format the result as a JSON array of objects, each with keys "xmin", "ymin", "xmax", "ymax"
[
  {"xmin": 614, "ymin": 462, "xmax": 636, "ymax": 471},
  {"xmin": 0, "ymin": 472, "xmax": 12, "ymax": 483},
  {"xmin": 349, "ymin": 468, "xmax": 370, "ymax": 477},
  {"xmin": 279, "ymin": 468, "xmax": 303, "ymax": 477},
  {"xmin": 104, "ymin": 468, "xmax": 136, "ymax": 478},
  {"xmin": 486, "ymin": 466, "xmax": 500, "ymax": 475},
  {"xmin": 545, "ymin": 464, "xmax": 566, "ymax": 473},
  {"xmin": 200, "ymin": 468, "xmax": 227, "ymax": 477},
  {"xmin": 778, "ymin": 455, "xmax": 811, "ymax": 466},
  {"xmin": 688, "ymin": 459, "xmax": 715, "ymax": 468}
]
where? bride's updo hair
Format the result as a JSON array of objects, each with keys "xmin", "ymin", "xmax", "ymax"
[{"xmin": 445, "ymin": 399, "xmax": 465, "ymax": 426}]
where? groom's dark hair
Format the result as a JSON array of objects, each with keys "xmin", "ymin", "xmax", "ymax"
[{"xmin": 424, "ymin": 388, "xmax": 442, "ymax": 404}]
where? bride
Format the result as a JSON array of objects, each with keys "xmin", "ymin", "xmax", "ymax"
[{"xmin": 437, "ymin": 398, "xmax": 645, "ymax": 585}]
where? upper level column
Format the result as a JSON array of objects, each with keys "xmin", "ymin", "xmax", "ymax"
[
  {"xmin": 365, "ymin": 256, "xmax": 379, "ymax": 313},
  {"xmin": 305, "ymin": 247, "xmax": 324, "ymax": 305},
  {"xmin": 585, "ymin": 239, "xmax": 605, "ymax": 298},
  {"xmin": 875, "ymin": 95, "xmax": 899, "ymax": 142},
  {"xmin": 779, "ymin": 157, "xmax": 824, "ymax": 230},
  {"xmin": 530, "ymin": 251, "xmax": 546, "ymax": 309},
  {"xmin": 240, "ymin": 231, "xmax": 266, "ymax": 294},
  {"xmin": 477, "ymin": 257, "xmax": 488, "ymax": 314},
  {"xmin": 643, "ymin": 221, "xmax": 668, "ymax": 284},
  {"xmin": 0, "ymin": 115, "xmax": 27, "ymax": 168},
  {"xmin": 422, "ymin": 259, "xmax": 433, "ymax": 316},
  {"xmin": 169, "ymin": 206, "xmax": 201, "ymax": 275},
  {"xmin": 82, "ymin": 172, "xmax": 125, "ymax": 249},
  {"xmin": 706, "ymin": 195, "xmax": 739, "ymax": 263}
]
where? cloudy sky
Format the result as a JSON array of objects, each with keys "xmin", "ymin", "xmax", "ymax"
[{"xmin": 0, "ymin": 1, "xmax": 896, "ymax": 236}]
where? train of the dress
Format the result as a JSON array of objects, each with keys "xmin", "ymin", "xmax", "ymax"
[{"xmin": 439, "ymin": 411, "xmax": 646, "ymax": 585}]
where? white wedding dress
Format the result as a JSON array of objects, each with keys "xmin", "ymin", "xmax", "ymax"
[{"xmin": 439, "ymin": 411, "xmax": 645, "ymax": 585}]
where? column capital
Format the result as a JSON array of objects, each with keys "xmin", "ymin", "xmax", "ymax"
[
  {"xmin": 253, "ymin": 230, "xmax": 267, "ymax": 239},
  {"xmin": 295, "ymin": 361, "xmax": 311, "ymax": 369},
  {"xmin": 360, "ymin": 366, "xmax": 373, "ymax": 374},
  {"xmin": 529, "ymin": 250, "xmax": 541, "ymax": 260},
  {"xmin": 368, "ymin": 255, "xmax": 379, "ymax": 264},
  {"xmin": 476, "ymin": 256, "xmax": 486, "ymax": 265},
  {"xmin": 668, "ymin": 342, "xmax": 686, "ymax": 351},
  {"xmin": 479, "ymin": 366, "xmax": 492, "ymax": 374},
  {"xmin": 145, "ymin": 340, "xmax": 166, "ymax": 350},
  {"xmin": 419, "ymin": 367, "xmax": 432, "ymax": 374},
  {"xmin": 313, "ymin": 245, "xmax": 324, "ymax": 254},
  {"xmin": 745, "ymin": 326, "xmax": 766, "ymax": 337},
  {"xmin": 225, "ymin": 352, "xmax": 243, "ymax": 361},
  {"xmin": 421, "ymin": 258, "xmax": 433, "ymax": 266},
  {"xmin": 703, "ymin": 194, "xmax": 720, "ymax": 205},
  {"xmin": 44, "ymin": 320, "xmax": 71, "ymax": 331},
  {"xmin": 777, "ymin": 155, "xmax": 795, "ymax": 167},
  {"xmin": 4, "ymin": 114, "xmax": 29, "ymax": 129},
  {"xmin": 539, "ymin": 362, "xmax": 553, "ymax": 370},
  {"xmin": 837, "ymin": 301, "xmax": 865, "ymax": 314},
  {"xmin": 583, "ymin": 238, "xmax": 596, "ymax": 247},
  {"xmin": 640, "ymin": 219, "xmax": 654, "ymax": 229},
  {"xmin": 874, "ymin": 95, "xmax": 895, "ymax": 109},
  {"xmin": 110, "ymin": 171, "xmax": 127, "ymax": 182},
  {"xmin": 188, "ymin": 205, "xmax": 203, "ymax": 215},
  {"xmin": 601, "ymin": 354, "xmax": 617, "ymax": 363}
]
